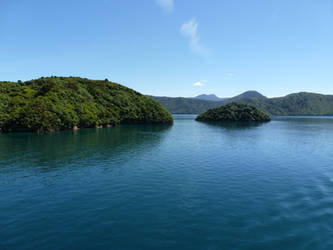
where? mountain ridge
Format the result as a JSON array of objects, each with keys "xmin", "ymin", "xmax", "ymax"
[
  {"xmin": 195, "ymin": 94, "xmax": 225, "ymax": 101},
  {"xmin": 150, "ymin": 91, "xmax": 333, "ymax": 115},
  {"xmin": 230, "ymin": 91, "xmax": 267, "ymax": 100}
]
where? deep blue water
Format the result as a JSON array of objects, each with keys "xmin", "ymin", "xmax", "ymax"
[{"xmin": 1, "ymin": 115, "xmax": 333, "ymax": 249}]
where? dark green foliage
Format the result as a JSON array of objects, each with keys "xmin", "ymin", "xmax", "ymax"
[
  {"xmin": 149, "ymin": 96, "xmax": 220, "ymax": 114},
  {"xmin": 196, "ymin": 103, "xmax": 271, "ymax": 122},
  {"xmin": 265, "ymin": 93, "xmax": 333, "ymax": 115},
  {"xmin": 0, "ymin": 77, "xmax": 173, "ymax": 132},
  {"xmin": 151, "ymin": 91, "xmax": 333, "ymax": 116},
  {"xmin": 230, "ymin": 91, "xmax": 267, "ymax": 101},
  {"xmin": 195, "ymin": 94, "xmax": 225, "ymax": 101}
]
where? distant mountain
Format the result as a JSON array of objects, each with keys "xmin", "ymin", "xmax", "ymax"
[
  {"xmin": 265, "ymin": 92, "xmax": 333, "ymax": 115},
  {"xmin": 230, "ymin": 91, "xmax": 267, "ymax": 101},
  {"xmin": 150, "ymin": 91, "xmax": 333, "ymax": 115},
  {"xmin": 147, "ymin": 96, "xmax": 219, "ymax": 114},
  {"xmin": 195, "ymin": 94, "xmax": 225, "ymax": 101}
]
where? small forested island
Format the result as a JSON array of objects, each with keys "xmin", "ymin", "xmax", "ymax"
[
  {"xmin": 0, "ymin": 77, "xmax": 173, "ymax": 132},
  {"xmin": 196, "ymin": 103, "xmax": 271, "ymax": 122}
]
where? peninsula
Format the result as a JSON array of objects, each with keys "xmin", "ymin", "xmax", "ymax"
[{"xmin": 0, "ymin": 77, "xmax": 173, "ymax": 132}]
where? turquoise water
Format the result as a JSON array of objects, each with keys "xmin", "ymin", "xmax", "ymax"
[{"xmin": 1, "ymin": 115, "xmax": 333, "ymax": 249}]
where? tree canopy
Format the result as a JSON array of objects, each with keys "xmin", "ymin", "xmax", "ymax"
[
  {"xmin": 196, "ymin": 103, "xmax": 271, "ymax": 122},
  {"xmin": 0, "ymin": 77, "xmax": 173, "ymax": 132}
]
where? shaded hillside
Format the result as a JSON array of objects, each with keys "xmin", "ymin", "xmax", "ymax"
[
  {"xmin": 151, "ymin": 91, "xmax": 333, "ymax": 115},
  {"xmin": 228, "ymin": 91, "xmax": 267, "ymax": 102},
  {"xmin": 0, "ymin": 77, "xmax": 173, "ymax": 132},
  {"xmin": 148, "ymin": 96, "xmax": 220, "ymax": 114},
  {"xmin": 195, "ymin": 94, "xmax": 225, "ymax": 101},
  {"xmin": 196, "ymin": 103, "xmax": 271, "ymax": 122},
  {"xmin": 267, "ymin": 92, "xmax": 333, "ymax": 115}
]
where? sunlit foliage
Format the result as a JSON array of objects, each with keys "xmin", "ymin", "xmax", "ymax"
[{"xmin": 0, "ymin": 77, "xmax": 173, "ymax": 132}]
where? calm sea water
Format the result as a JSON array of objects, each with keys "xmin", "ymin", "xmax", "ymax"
[{"xmin": 1, "ymin": 115, "xmax": 333, "ymax": 249}]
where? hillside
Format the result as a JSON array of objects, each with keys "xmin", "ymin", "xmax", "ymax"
[
  {"xmin": 195, "ymin": 94, "xmax": 225, "ymax": 101},
  {"xmin": 148, "ymin": 96, "xmax": 220, "ymax": 114},
  {"xmin": 151, "ymin": 91, "xmax": 333, "ymax": 115},
  {"xmin": 228, "ymin": 91, "xmax": 267, "ymax": 102},
  {"xmin": 0, "ymin": 77, "xmax": 173, "ymax": 132}
]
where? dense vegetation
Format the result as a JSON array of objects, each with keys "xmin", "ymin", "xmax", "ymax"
[
  {"xmin": 151, "ymin": 91, "xmax": 333, "ymax": 115},
  {"xmin": 196, "ymin": 103, "xmax": 271, "ymax": 122},
  {"xmin": 148, "ymin": 96, "xmax": 219, "ymax": 114},
  {"xmin": 195, "ymin": 94, "xmax": 225, "ymax": 101},
  {"xmin": 0, "ymin": 77, "xmax": 173, "ymax": 132}
]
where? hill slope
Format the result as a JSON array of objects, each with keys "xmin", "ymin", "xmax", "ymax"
[
  {"xmin": 195, "ymin": 94, "xmax": 225, "ymax": 101},
  {"xmin": 148, "ymin": 96, "xmax": 220, "ymax": 114},
  {"xmin": 0, "ymin": 77, "xmax": 173, "ymax": 132},
  {"xmin": 228, "ymin": 91, "xmax": 267, "ymax": 102},
  {"xmin": 151, "ymin": 91, "xmax": 333, "ymax": 115},
  {"xmin": 266, "ymin": 92, "xmax": 333, "ymax": 115}
]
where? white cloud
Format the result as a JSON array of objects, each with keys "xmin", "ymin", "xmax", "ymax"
[
  {"xmin": 193, "ymin": 81, "xmax": 205, "ymax": 87},
  {"xmin": 180, "ymin": 18, "xmax": 209, "ymax": 57},
  {"xmin": 154, "ymin": 0, "xmax": 174, "ymax": 12}
]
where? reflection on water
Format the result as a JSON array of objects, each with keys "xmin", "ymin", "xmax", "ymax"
[
  {"xmin": 198, "ymin": 120, "xmax": 267, "ymax": 130},
  {"xmin": 0, "ymin": 125, "xmax": 172, "ymax": 174},
  {"xmin": 273, "ymin": 115, "xmax": 333, "ymax": 123}
]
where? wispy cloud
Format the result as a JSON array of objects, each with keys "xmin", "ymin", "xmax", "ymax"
[
  {"xmin": 193, "ymin": 80, "xmax": 207, "ymax": 87},
  {"xmin": 180, "ymin": 18, "xmax": 209, "ymax": 57},
  {"xmin": 154, "ymin": 0, "xmax": 174, "ymax": 12}
]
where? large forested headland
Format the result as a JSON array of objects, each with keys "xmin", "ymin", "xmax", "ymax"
[
  {"xmin": 151, "ymin": 91, "xmax": 333, "ymax": 115},
  {"xmin": 0, "ymin": 77, "xmax": 173, "ymax": 132}
]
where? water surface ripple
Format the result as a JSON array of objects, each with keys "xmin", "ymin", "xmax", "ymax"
[{"xmin": 1, "ymin": 116, "xmax": 333, "ymax": 249}]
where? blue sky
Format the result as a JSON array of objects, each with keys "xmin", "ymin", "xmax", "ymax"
[{"xmin": 1, "ymin": 0, "xmax": 332, "ymax": 97}]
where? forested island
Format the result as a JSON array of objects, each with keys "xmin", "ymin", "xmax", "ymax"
[
  {"xmin": 196, "ymin": 103, "xmax": 271, "ymax": 122},
  {"xmin": 0, "ymin": 77, "xmax": 173, "ymax": 132}
]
